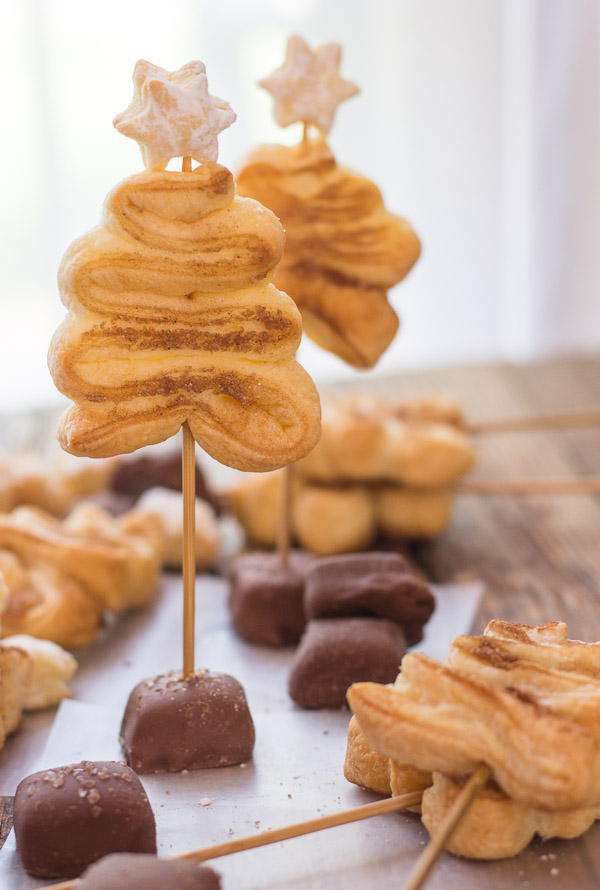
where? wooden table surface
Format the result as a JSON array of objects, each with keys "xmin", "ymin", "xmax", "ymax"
[{"xmin": 1, "ymin": 355, "xmax": 599, "ymax": 888}]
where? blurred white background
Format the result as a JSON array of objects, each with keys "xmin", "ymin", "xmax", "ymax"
[{"xmin": 1, "ymin": 0, "xmax": 599, "ymax": 411}]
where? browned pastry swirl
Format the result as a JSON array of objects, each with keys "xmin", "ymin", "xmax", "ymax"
[
  {"xmin": 49, "ymin": 163, "xmax": 321, "ymax": 468},
  {"xmin": 237, "ymin": 139, "xmax": 421, "ymax": 368}
]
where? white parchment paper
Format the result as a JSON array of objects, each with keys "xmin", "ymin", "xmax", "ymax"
[{"xmin": 0, "ymin": 573, "xmax": 483, "ymax": 890}]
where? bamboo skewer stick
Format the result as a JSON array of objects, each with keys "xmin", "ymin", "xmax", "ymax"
[
  {"xmin": 400, "ymin": 764, "xmax": 492, "ymax": 890},
  {"xmin": 182, "ymin": 419, "xmax": 196, "ymax": 677},
  {"xmin": 180, "ymin": 789, "xmax": 423, "ymax": 863},
  {"xmin": 458, "ymin": 477, "xmax": 600, "ymax": 496},
  {"xmin": 180, "ymin": 156, "xmax": 196, "ymax": 679},
  {"xmin": 37, "ymin": 791, "xmax": 424, "ymax": 889},
  {"xmin": 277, "ymin": 464, "xmax": 294, "ymax": 566},
  {"xmin": 467, "ymin": 409, "xmax": 600, "ymax": 436}
]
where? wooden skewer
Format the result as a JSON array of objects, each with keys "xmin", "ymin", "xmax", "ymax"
[
  {"xmin": 467, "ymin": 409, "xmax": 600, "ymax": 436},
  {"xmin": 400, "ymin": 764, "xmax": 492, "ymax": 890},
  {"xmin": 182, "ymin": 419, "xmax": 196, "ymax": 677},
  {"xmin": 179, "ymin": 790, "xmax": 423, "ymax": 863},
  {"xmin": 301, "ymin": 121, "xmax": 310, "ymax": 149},
  {"xmin": 458, "ymin": 477, "xmax": 600, "ymax": 496},
  {"xmin": 277, "ymin": 464, "xmax": 294, "ymax": 566},
  {"xmin": 37, "ymin": 791, "xmax": 424, "ymax": 889},
  {"xmin": 180, "ymin": 155, "xmax": 196, "ymax": 679},
  {"xmin": 38, "ymin": 882, "xmax": 79, "ymax": 890}
]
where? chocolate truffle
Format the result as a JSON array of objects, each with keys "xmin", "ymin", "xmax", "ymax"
[
  {"xmin": 228, "ymin": 550, "xmax": 316, "ymax": 646},
  {"xmin": 112, "ymin": 449, "xmax": 221, "ymax": 513},
  {"xmin": 79, "ymin": 854, "xmax": 221, "ymax": 890},
  {"xmin": 289, "ymin": 617, "xmax": 406, "ymax": 709},
  {"xmin": 13, "ymin": 760, "xmax": 156, "ymax": 878},
  {"xmin": 120, "ymin": 669, "xmax": 255, "ymax": 773},
  {"xmin": 304, "ymin": 552, "xmax": 435, "ymax": 645}
]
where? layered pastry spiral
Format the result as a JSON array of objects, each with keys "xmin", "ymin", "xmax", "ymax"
[
  {"xmin": 237, "ymin": 139, "xmax": 421, "ymax": 368},
  {"xmin": 346, "ymin": 621, "xmax": 600, "ymax": 859},
  {"xmin": 49, "ymin": 163, "xmax": 321, "ymax": 469}
]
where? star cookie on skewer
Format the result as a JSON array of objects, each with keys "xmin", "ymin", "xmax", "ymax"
[
  {"xmin": 259, "ymin": 35, "xmax": 359, "ymax": 134},
  {"xmin": 114, "ymin": 59, "xmax": 236, "ymax": 169}
]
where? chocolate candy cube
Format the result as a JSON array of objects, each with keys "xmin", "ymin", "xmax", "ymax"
[
  {"xmin": 80, "ymin": 854, "xmax": 221, "ymax": 889},
  {"xmin": 120, "ymin": 669, "xmax": 255, "ymax": 773},
  {"xmin": 289, "ymin": 617, "xmax": 406, "ymax": 709},
  {"xmin": 13, "ymin": 760, "xmax": 156, "ymax": 878},
  {"xmin": 228, "ymin": 550, "xmax": 315, "ymax": 646},
  {"xmin": 304, "ymin": 552, "xmax": 435, "ymax": 645},
  {"xmin": 112, "ymin": 449, "xmax": 221, "ymax": 513}
]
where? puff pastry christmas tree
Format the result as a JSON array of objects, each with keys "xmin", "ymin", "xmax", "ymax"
[
  {"xmin": 50, "ymin": 59, "xmax": 320, "ymax": 472},
  {"xmin": 47, "ymin": 59, "xmax": 322, "ymax": 773},
  {"xmin": 237, "ymin": 36, "xmax": 421, "ymax": 369}
]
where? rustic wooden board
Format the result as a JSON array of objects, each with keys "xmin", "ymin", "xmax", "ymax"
[{"xmin": 1, "ymin": 356, "xmax": 599, "ymax": 887}]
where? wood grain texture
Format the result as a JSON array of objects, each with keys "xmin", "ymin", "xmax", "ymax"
[{"xmin": 1, "ymin": 357, "xmax": 599, "ymax": 887}]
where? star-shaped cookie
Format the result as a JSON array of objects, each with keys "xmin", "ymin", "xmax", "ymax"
[
  {"xmin": 114, "ymin": 59, "xmax": 236, "ymax": 170},
  {"xmin": 260, "ymin": 35, "xmax": 359, "ymax": 135}
]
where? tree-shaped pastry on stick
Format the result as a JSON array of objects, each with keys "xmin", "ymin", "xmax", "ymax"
[
  {"xmin": 237, "ymin": 35, "xmax": 421, "ymax": 370},
  {"xmin": 49, "ymin": 59, "xmax": 322, "ymax": 774},
  {"xmin": 50, "ymin": 59, "xmax": 320, "ymax": 470}
]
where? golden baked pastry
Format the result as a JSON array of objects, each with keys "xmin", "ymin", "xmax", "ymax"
[
  {"xmin": 343, "ymin": 714, "xmax": 391, "ymax": 795},
  {"xmin": 119, "ymin": 487, "xmax": 220, "ymax": 570},
  {"xmin": 0, "ymin": 452, "xmax": 120, "ymax": 517},
  {"xmin": 346, "ymin": 620, "xmax": 600, "ymax": 858},
  {"xmin": 0, "ymin": 629, "xmax": 77, "ymax": 752},
  {"xmin": 350, "ymin": 652, "xmax": 600, "ymax": 811},
  {"xmin": 0, "ymin": 504, "xmax": 159, "ymax": 613},
  {"xmin": 49, "ymin": 161, "xmax": 321, "ymax": 469},
  {"xmin": 237, "ymin": 37, "xmax": 418, "ymax": 368},
  {"xmin": 0, "ymin": 549, "xmax": 101, "ymax": 649},
  {"xmin": 297, "ymin": 393, "xmax": 474, "ymax": 487},
  {"xmin": 230, "ymin": 471, "xmax": 453, "ymax": 554},
  {"xmin": 422, "ymin": 772, "xmax": 597, "ymax": 860},
  {"xmin": 0, "ymin": 644, "xmax": 30, "ymax": 738},
  {"xmin": 237, "ymin": 139, "xmax": 419, "ymax": 369},
  {"xmin": 0, "ymin": 634, "xmax": 77, "ymax": 710}
]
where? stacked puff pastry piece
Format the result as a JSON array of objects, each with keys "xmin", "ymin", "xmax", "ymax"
[
  {"xmin": 0, "ymin": 575, "xmax": 77, "ymax": 750},
  {"xmin": 346, "ymin": 620, "xmax": 600, "ymax": 859},
  {"xmin": 237, "ymin": 138, "xmax": 420, "ymax": 369},
  {"xmin": 49, "ymin": 162, "xmax": 320, "ymax": 470},
  {"xmin": 231, "ymin": 393, "xmax": 476, "ymax": 554},
  {"xmin": 0, "ymin": 448, "xmax": 224, "ymax": 649},
  {"xmin": 0, "ymin": 503, "xmax": 160, "ymax": 649}
]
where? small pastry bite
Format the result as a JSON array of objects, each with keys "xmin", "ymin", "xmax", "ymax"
[
  {"xmin": 297, "ymin": 393, "xmax": 474, "ymax": 487},
  {"xmin": 289, "ymin": 618, "xmax": 406, "ymax": 709},
  {"xmin": 120, "ymin": 487, "xmax": 220, "ymax": 571},
  {"xmin": 0, "ymin": 548, "xmax": 101, "ymax": 649},
  {"xmin": 294, "ymin": 484, "xmax": 376, "ymax": 555},
  {"xmin": 0, "ymin": 503, "xmax": 159, "ymax": 614},
  {"xmin": 304, "ymin": 552, "xmax": 434, "ymax": 645},
  {"xmin": 237, "ymin": 36, "xmax": 419, "ymax": 369},
  {"xmin": 343, "ymin": 714, "xmax": 391, "ymax": 796},
  {"xmin": 0, "ymin": 452, "xmax": 120, "ymax": 518},
  {"xmin": 0, "ymin": 644, "xmax": 30, "ymax": 738},
  {"xmin": 228, "ymin": 392, "xmax": 474, "ymax": 553},
  {"xmin": 374, "ymin": 485, "xmax": 452, "ymax": 540},
  {"xmin": 346, "ymin": 620, "xmax": 600, "ymax": 859},
  {"xmin": 0, "ymin": 619, "xmax": 77, "ymax": 750},
  {"xmin": 13, "ymin": 760, "xmax": 157, "ymax": 878},
  {"xmin": 0, "ymin": 634, "xmax": 76, "ymax": 709},
  {"xmin": 230, "ymin": 473, "xmax": 454, "ymax": 554},
  {"xmin": 49, "ymin": 59, "xmax": 321, "ymax": 469},
  {"xmin": 79, "ymin": 854, "xmax": 222, "ymax": 890},
  {"xmin": 422, "ymin": 772, "xmax": 597, "ymax": 861},
  {"xmin": 228, "ymin": 549, "xmax": 316, "ymax": 646},
  {"xmin": 120, "ymin": 669, "xmax": 255, "ymax": 773}
]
